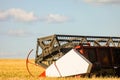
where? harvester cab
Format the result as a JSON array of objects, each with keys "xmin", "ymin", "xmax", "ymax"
[{"xmin": 26, "ymin": 34, "xmax": 120, "ymax": 77}]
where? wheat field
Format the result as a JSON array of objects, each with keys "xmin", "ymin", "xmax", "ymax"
[{"xmin": 0, "ymin": 59, "xmax": 119, "ymax": 80}]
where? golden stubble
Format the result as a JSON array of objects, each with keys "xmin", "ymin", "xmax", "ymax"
[{"xmin": 0, "ymin": 59, "xmax": 119, "ymax": 80}]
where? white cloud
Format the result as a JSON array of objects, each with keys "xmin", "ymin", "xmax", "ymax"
[
  {"xmin": 0, "ymin": 8, "xmax": 38, "ymax": 22},
  {"xmin": 0, "ymin": 11, "xmax": 8, "ymax": 20},
  {"xmin": 84, "ymin": 0, "xmax": 120, "ymax": 4},
  {"xmin": 0, "ymin": 52, "xmax": 16, "ymax": 57},
  {"xmin": 0, "ymin": 8, "xmax": 70, "ymax": 23},
  {"xmin": 6, "ymin": 29, "xmax": 33, "ymax": 37},
  {"xmin": 41, "ymin": 14, "xmax": 69, "ymax": 23},
  {"xmin": 0, "ymin": 51, "xmax": 24, "ymax": 58}
]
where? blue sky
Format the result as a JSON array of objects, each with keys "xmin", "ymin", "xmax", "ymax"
[{"xmin": 0, "ymin": 0, "xmax": 120, "ymax": 58}]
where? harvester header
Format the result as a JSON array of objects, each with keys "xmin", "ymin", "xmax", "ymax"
[
  {"xmin": 35, "ymin": 34, "xmax": 120, "ymax": 66},
  {"xmin": 26, "ymin": 34, "xmax": 120, "ymax": 77}
]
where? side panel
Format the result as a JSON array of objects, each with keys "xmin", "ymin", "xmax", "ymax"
[
  {"xmin": 97, "ymin": 48, "xmax": 111, "ymax": 66},
  {"xmin": 46, "ymin": 49, "xmax": 92, "ymax": 77},
  {"xmin": 83, "ymin": 47, "xmax": 120, "ymax": 68},
  {"xmin": 112, "ymin": 48, "xmax": 120, "ymax": 66}
]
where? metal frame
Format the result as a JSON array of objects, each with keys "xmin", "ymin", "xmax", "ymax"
[{"xmin": 35, "ymin": 34, "xmax": 120, "ymax": 68}]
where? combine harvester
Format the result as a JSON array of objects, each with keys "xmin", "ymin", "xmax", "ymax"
[{"xmin": 26, "ymin": 34, "xmax": 120, "ymax": 77}]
